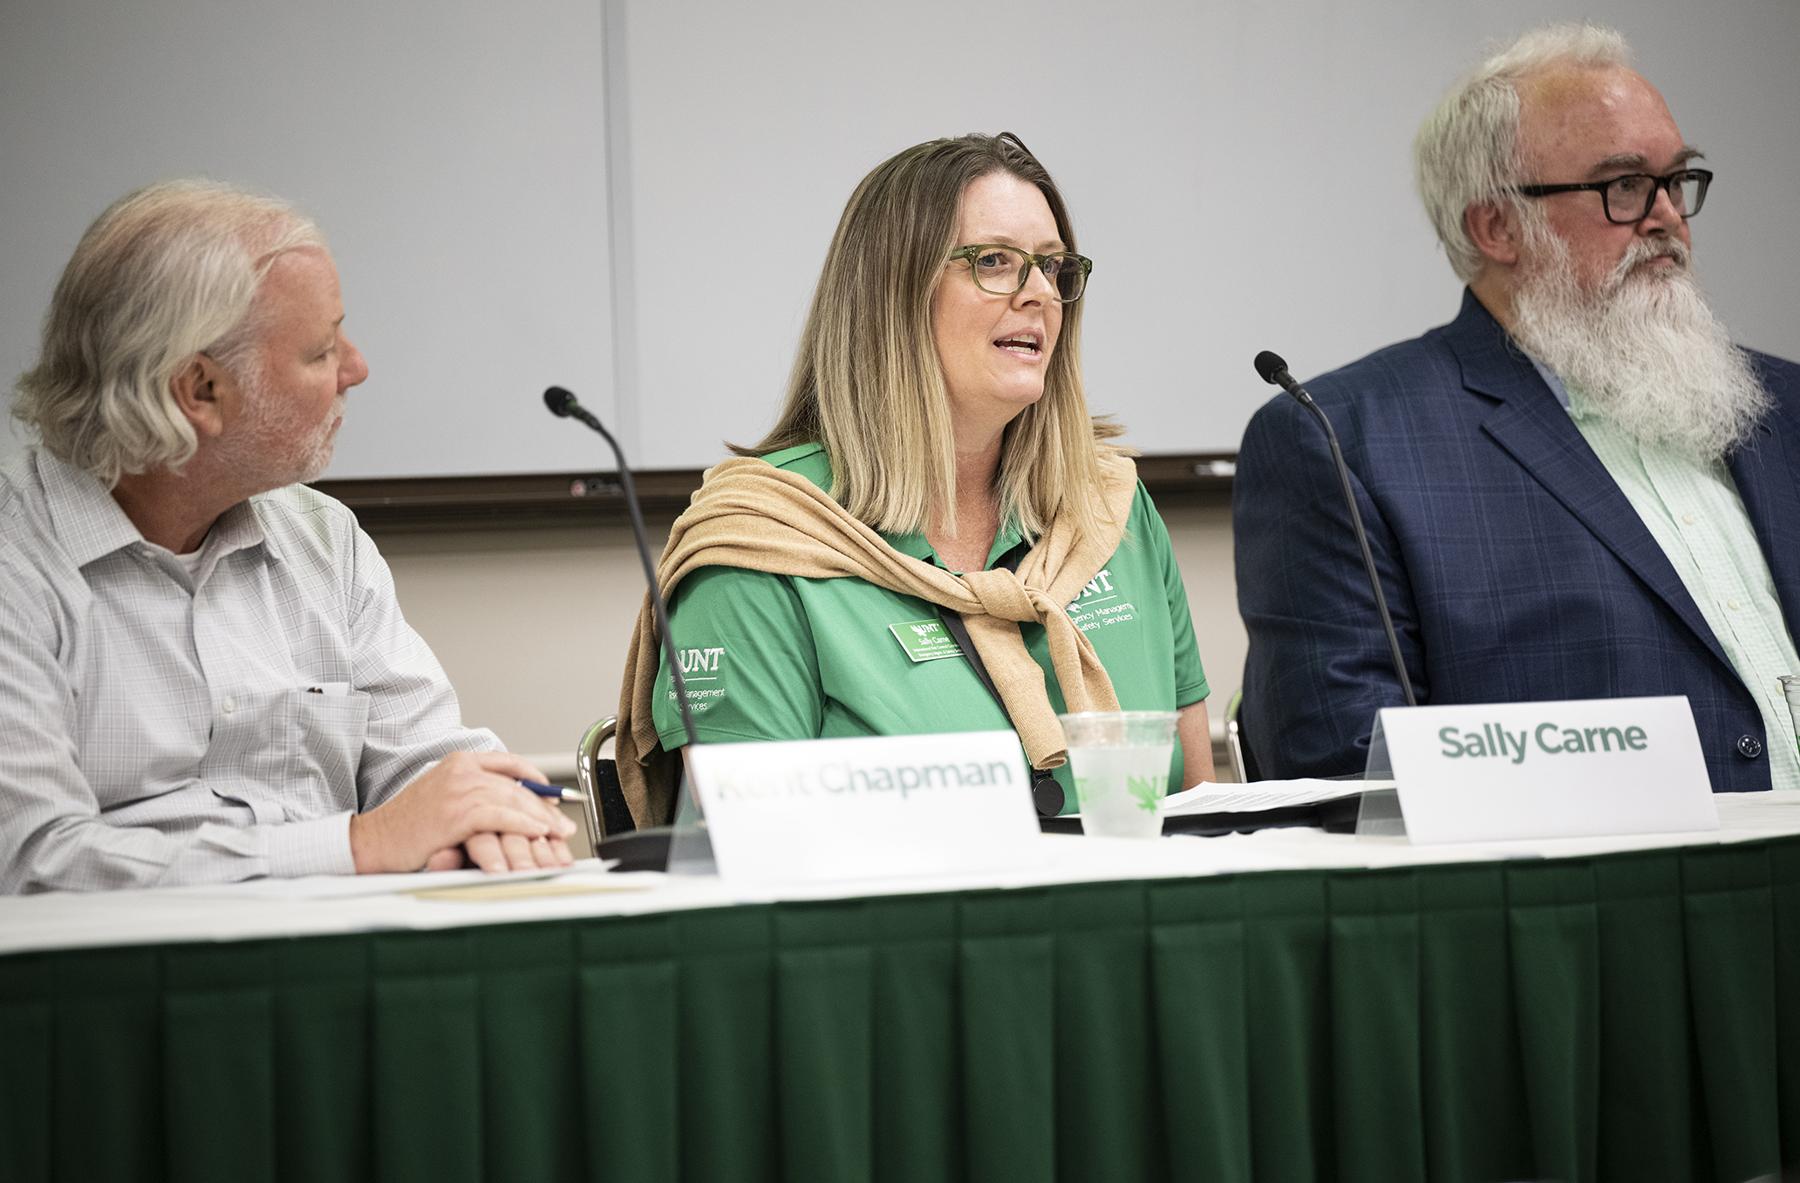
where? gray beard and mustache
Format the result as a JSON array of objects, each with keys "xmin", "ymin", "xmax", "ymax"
[
  {"xmin": 213, "ymin": 358, "xmax": 342, "ymax": 491},
  {"xmin": 1509, "ymin": 226, "xmax": 1769, "ymax": 461}
]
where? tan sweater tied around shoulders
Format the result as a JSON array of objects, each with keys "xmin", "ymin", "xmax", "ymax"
[{"xmin": 615, "ymin": 452, "xmax": 1139, "ymax": 828}]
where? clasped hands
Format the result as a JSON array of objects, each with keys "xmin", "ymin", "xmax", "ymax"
[{"xmin": 349, "ymin": 750, "xmax": 577, "ymax": 874}]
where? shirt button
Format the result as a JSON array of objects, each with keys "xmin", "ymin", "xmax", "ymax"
[
  {"xmin": 1681, "ymin": 513, "xmax": 1696, "ymax": 526},
  {"xmin": 222, "ymin": 696, "xmax": 237, "ymax": 715},
  {"xmin": 1737, "ymin": 734, "xmax": 1764, "ymax": 759},
  {"xmin": 1727, "ymin": 599, "xmax": 1741, "ymax": 612}
]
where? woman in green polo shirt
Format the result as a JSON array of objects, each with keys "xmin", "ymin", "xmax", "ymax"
[{"xmin": 618, "ymin": 132, "xmax": 1210, "ymax": 825}]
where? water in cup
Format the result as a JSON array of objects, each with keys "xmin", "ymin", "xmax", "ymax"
[{"xmin": 1059, "ymin": 711, "xmax": 1178, "ymax": 839}]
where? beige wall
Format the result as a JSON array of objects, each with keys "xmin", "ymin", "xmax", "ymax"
[{"xmin": 378, "ymin": 499, "xmax": 1245, "ymax": 780}]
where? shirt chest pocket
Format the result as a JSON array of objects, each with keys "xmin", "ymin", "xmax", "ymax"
[{"xmin": 285, "ymin": 689, "xmax": 372, "ymax": 797}]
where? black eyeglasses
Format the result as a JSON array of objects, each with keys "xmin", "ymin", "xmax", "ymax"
[
  {"xmin": 1517, "ymin": 168, "xmax": 1713, "ymax": 225},
  {"xmin": 946, "ymin": 244, "xmax": 1093, "ymax": 302}
]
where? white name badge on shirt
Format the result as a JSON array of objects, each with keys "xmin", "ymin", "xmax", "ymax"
[
  {"xmin": 684, "ymin": 731, "xmax": 1042, "ymax": 885},
  {"xmin": 1375, "ymin": 696, "xmax": 1718, "ymax": 843}
]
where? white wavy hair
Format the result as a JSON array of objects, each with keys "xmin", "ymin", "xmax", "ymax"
[
  {"xmin": 1415, "ymin": 23, "xmax": 1632, "ymax": 282},
  {"xmin": 12, "ymin": 180, "xmax": 324, "ymax": 485}
]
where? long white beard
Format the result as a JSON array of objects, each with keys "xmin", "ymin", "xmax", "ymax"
[{"xmin": 1510, "ymin": 229, "xmax": 1768, "ymax": 460}]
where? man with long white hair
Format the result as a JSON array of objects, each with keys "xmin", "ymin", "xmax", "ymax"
[
  {"xmin": 0, "ymin": 181, "xmax": 574, "ymax": 892},
  {"xmin": 1234, "ymin": 24, "xmax": 1800, "ymax": 791}
]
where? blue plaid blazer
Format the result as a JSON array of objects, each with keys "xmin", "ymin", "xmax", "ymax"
[{"xmin": 1233, "ymin": 288, "xmax": 1800, "ymax": 791}]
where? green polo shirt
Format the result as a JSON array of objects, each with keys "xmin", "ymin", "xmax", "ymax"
[{"xmin": 650, "ymin": 443, "xmax": 1209, "ymax": 807}]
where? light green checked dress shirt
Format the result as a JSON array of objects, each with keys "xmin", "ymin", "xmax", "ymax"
[{"xmin": 1533, "ymin": 361, "xmax": 1800, "ymax": 789}]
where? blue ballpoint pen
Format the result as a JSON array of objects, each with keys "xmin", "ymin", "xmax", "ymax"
[{"xmin": 520, "ymin": 779, "xmax": 589, "ymax": 803}]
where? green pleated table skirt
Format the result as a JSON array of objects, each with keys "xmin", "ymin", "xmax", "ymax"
[{"xmin": 3, "ymin": 835, "xmax": 1798, "ymax": 1182}]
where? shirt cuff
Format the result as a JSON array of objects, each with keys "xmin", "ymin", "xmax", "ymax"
[{"xmin": 265, "ymin": 811, "xmax": 356, "ymax": 878}]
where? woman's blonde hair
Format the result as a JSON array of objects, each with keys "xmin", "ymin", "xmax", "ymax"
[
  {"xmin": 745, "ymin": 132, "xmax": 1120, "ymax": 538},
  {"xmin": 12, "ymin": 179, "xmax": 323, "ymax": 485}
]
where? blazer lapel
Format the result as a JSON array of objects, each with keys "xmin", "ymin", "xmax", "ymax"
[
  {"xmin": 1728, "ymin": 373, "xmax": 1800, "ymax": 632},
  {"xmin": 1449, "ymin": 293, "xmax": 1734, "ymax": 671}
]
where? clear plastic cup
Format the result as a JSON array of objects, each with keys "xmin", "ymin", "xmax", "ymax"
[{"xmin": 1058, "ymin": 711, "xmax": 1178, "ymax": 839}]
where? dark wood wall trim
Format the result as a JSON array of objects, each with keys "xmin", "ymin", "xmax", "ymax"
[{"xmin": 317, "ymin": 453, "xmax": 1238, "ymax": 532}]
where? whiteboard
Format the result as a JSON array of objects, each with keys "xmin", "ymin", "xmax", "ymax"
[
  {"xmin": 4, "ymin": 0, "xmax": 1797, "ymax": 478},
  {"xmin": 0, "ymin": 0, "xmax": 616, "ymax": 479}
]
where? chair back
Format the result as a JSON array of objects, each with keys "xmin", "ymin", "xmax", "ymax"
[
  {"xmin": 574, "ymin": 716, "xmax": 637, "ymax": 849},
  {"xmin": 1224, "ymin": 690, "xmax": 1260, "ymax": 783}
]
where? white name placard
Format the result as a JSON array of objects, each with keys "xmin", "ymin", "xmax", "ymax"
[
  {"xmin": 684, "ymin": 731, "xmax": 1043, "ymax": 885},
  {"xmin": 1377, "ymin": 696, "xmax": 1719, "ymax": 843}
]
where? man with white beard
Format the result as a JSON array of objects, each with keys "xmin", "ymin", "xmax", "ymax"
[{"xmin": 1233, "ymin": 23, "xmax": 1800, "ymax": 792}]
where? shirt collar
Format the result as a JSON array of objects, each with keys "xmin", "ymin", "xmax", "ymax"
[
  {"xmin": 990, "ymin": 518, "xmax": 1027, "ymax": 565},
  {"xmin": 37, "ymin": 449, "xmax": 280, "ymax": 569},
  {"xmin": 884, "ymin": 517, "xmax": 1030, "ymax": 570},
  {"xmin": 217, "ymin": 496, "xmax": 282, "ymax": 566},
  {"xmin": 1528, "ymin": 354, "xmax": 1576, "ymax": 412},
  {"xmin": 38, "ymin": 451, "xmax": 149, "ymax": 568},
  {"xmin": 1530, "ymin": 356, "xmax": 1609, "ymax": 425},
  {"xmin": 884, "ymin": 528, "xmax": 936, "ymax": 562}
]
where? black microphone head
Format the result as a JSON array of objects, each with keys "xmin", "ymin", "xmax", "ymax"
[
  {"xmin": 543, "ymin": 386, "xmax": 577, "ymax": 418},
  {"xmin": 1253, "ymin": 351, "xmax": 1290, "ymax": 386}
]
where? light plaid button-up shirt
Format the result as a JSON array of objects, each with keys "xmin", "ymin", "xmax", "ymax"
[{"xmin": 0, "ymin": 448, "xmax": 500, "ymax": 893}]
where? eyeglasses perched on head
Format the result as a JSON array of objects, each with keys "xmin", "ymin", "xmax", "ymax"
[
  {"xmin": 1517, "ymin": 167, "xmax": 1713, "ymax": 225},
  {"xmin": 947, "ymin": 244, "xmax": 1093, "ymax": 303}
]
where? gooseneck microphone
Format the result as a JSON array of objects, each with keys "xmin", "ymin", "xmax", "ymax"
[
  {"xmin": 1252, "ymin": 352, "xmax": 1418, "ymax": 707},
  {"xmin": 543, "ymin": 385, "xmax": 700, "ymax": 747}
]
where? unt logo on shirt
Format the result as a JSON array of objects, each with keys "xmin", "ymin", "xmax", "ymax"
[
  {"xmin": 1068, "ymin": 568, "xmax": 1115, "ymax": 609},
  {"xmin": 679, "ymin": 646, "xmax": 725, "ymax": 674},
  {"xmin": 1065, "ymin": 568, "xmax": 1138, "ymax": 634}
]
